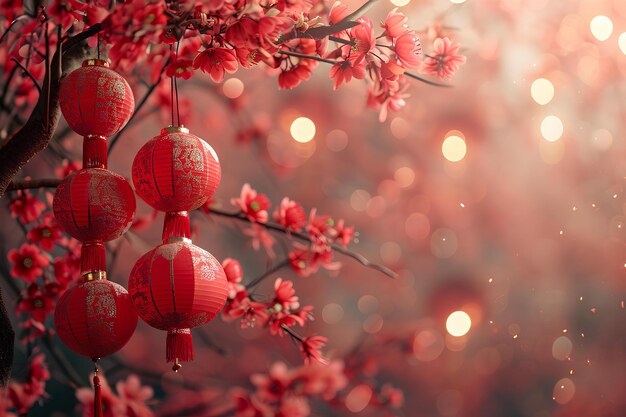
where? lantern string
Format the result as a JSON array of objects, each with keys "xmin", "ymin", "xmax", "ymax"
[
  {"xmin": 97, "ymin": 32, "xmax": 100, "ymax": 60},
  {"xmin": 169, "ymin": 45, "xmax": 175, "ymax": 127},
  {"xmin": 93, "ymin": 363, "xmax": 103, "ymax": 417},
  {"xmin": 174, "ymin": 41, "xmax": 181, "ymax": 126}
]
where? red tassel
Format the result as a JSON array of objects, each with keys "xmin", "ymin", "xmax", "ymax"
[
  {"xmin": 80, "ymin": 242, "xmax": 107, "ymax": 276},
  {"xmin": 162, "ymin": 211, "xmax": 191, "ymax": 242},
  {"xmin": 93, "ymin": 366, "xmax": 103, "ymax": 417},
  {"xmin": 83, "ymin": 135, "xmax": 108, "ymax": 169},
  {"xmin": 166, "ymin": 328, "xmax": 193, "ymax": 364}
]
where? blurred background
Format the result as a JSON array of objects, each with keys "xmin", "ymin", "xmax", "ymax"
[{"xmin": 2, "ymin": 0, "xmax": 626, "ymax": 416}]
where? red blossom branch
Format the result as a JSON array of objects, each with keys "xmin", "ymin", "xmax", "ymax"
[{"xmin": 209, "ymin": 207, "xmax": 398, "ymax": 279}]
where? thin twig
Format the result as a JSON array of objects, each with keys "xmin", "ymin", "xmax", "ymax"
[
  {"xmin": 404, "ymin": 71, "xmax": 452, "ymax": 88},
  {"xmin": 209, "ymin": 208, "xmax": 397, "ymax": 278},
  {"xmin": 6, "ymin": 178, "xmax": 61, "ymax": 191},
  {"xmin": 10, "ymin": 59, "xmax": 42, "ymax": 94},
  {"xmin": 340, "ymin": 0, "xmax": 380, "ymax": 23},
  {"xmin": 246, "ymin": 259, "xmax": 290, "ymax": 290},
  {"xmin": 278, "ymin": 50, "xmax": 337, "ymax": 65}
]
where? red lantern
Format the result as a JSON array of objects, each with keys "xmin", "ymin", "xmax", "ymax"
[
  {"xmin": 132, "ymin": 126, "xmax": 221, "ymax": 212},
  {"xmin": 59, "ymin": 59, "xmax": 135, "ymax": 138},
  {"xmin": 128, "ymin": 212, "xmax": 228, "ymax": 365},
  {"xmin": 53, "ymin": 168, "xmax": 136, "ymax": 242},
  {"xmin": 54, "ymin": 275, "xmax": 138, "ymax": 360}
]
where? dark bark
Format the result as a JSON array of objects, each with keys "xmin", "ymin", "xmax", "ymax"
[
  {"xmin": 0, "ymin": 286, "xmax": 14, "ymax": 388},
  {"xmin": 0, "ymin": 23, "xmax": 102, "ymax": 199},
  {"xmin": 0, "ymin": 23, "xmax": 102, "ymax": 388}
]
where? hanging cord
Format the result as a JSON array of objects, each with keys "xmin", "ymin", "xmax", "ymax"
[
  {"xmin": 97, "ymin": 32, "xmax": 100, "ymax": 60},
  {"xmin": 174, "ymin": 41, "xmax": 181, "ymax": 126},
  {"xmin": 170, "ymin": 44, "xmax": 175, "ymax": 127},
  {"xmin": 92, "ymin": 360, "xmax": 103, "ymax": 417}
]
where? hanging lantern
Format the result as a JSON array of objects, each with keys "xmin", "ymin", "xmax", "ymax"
[
  {"xmin": 132, "ymin": 126, "xmax": 221, "ymax": 212},
  {"xmin": 128, "ymin": 212, "xmax": 228, "ymax": 367},
  {"xmin": 54, "ymin": 275, "xmax": 138, "ymax": 360},
  {"xmin": 53, "ymin": 167, "xmax": 136, "ymax": 242},
  {"xmin": 59, "ymin": 59, "xmax": 135, "ymax": 138}
]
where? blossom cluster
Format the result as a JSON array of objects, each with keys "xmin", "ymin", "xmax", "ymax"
[
  {"xmin": 1, "ymin": 352, "xmax": 50, "ymax": 416},
  {"xmin": 0, "ymin": 0, "xmax": 465, "ymax": 125},
  {"xmin": 7, "ymin": 187, "xmax": 81, "ymax": 343},
  {"xmin": 229, "ymin": 183, "xmax": 355, "ymax": 277},
  {"xmin": 220, "ymin": 256, "xmax": 327, "ymax": 364}
]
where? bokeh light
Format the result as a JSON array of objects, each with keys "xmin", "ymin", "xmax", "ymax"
[
  {"xmin": 290, "ymin": 117, "xmax": 316, "ymax": 143},
  {"xmin": 390, "ymin": 0, "xmax": 411, "ymax": 7},
  {"xmin": 552, "ymin": 336, "xmax": 573, "ymax": 360},
  {"xmin": 446, "ymin": 311, "xmax": 472, "ymax": 337},
  {"xmin": 590, "ymin": 15, "xmax": 613, "ymax": 41},
  {"xmin": 346, "ymin": 384, "xmax": 373, "ymax": 412},
  {"xmin": 530, "ymin": 78, "xmax": 555, "ymax": 105},
  {"xmin": 222, "ymin": 78, "xmax": 244, "ymax": 99},
  {"xmin": 619, "ymin": 32, "xmax": 626, "ymax": 54},
  {"xmin": 442, "ymin": 135, "xmax": 467, "ymax": 162},
  {"xmin": 322, "ymin": 303, "xmax": 344, "ymax": 324},
  {"xmin": 540, "ymin": 115, "xmax": 564, "ymax": 142},
  {"xmin": 553, "ymin": 378, "xmax": 576, "ymax": 404},
  {"xmin": 394, "ymin": 166, "xmax": 415, "ymax": 187}
]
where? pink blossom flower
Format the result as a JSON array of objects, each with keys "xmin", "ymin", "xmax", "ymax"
[
  {"xmin": 222, "ymin": 258, "xmax": 245, "ymax": 299},
  {"xmin": 250, "ymin": 362, "xmax": 294, "ymax": 402},
  {"xmin": 55, "ymin": 159, "xmax": 80, "ymax": 179},
  {"xmin": 394, "ymin": 31, "xmax": 421, "ymax": 69},
  {"xmin": 382, "ymin": 8, "xmax": 409, "ymax": 39},
  {"xmin": 273, "ymin": 278, "xmax": 300, "ymax": 311},
  {"xmin": 329, "ymin": 60, "xmax": 366, "ymax": 90},
  {"xmin": 222, "ymin": 290, "xmax": 269, "ymax": 328},
  {"xmin": 27, "ymin": 214, "xmax": 62, "ymax": 252},
  {"xmin": 331, "ymin": 219, "xmax": 354, "ymax": 247},
  {"xmin": 76, "ymin": 372, "xmax": 120, "ymax": 417},
  {"xmin": 279, "ymin": 396, "xmax": 310, "ymax": 417},
  {"xmin": 274, "ymin": 198, "xmax": 307, "ymax": 231},
  {"xmin": 9, "ymin": 191, "xmax": 46, "ymax": 224},
  {"xmin": 193, "ymin": 48, "xmax": 238, "ymax": 83},
  {"xmin": 345, "ymin": 18, "xmax": 375, "ymax": 65},
  {"xmin": 230, "ymin": 387, "xmax": 273, "ymax": 417},
  {"xmin": 421, "ymin": 37, "xmax": 466, "ymax": 80},
  {"xmin": 17, "ymin": 284, "xmax": 55, "ymax": 323},
  {"xmin": 300, "ymin": 336, "xmax": 328, "ymax": 365},
  {"xmin": 8, "ymin": 244, "xmax": 49, "ymax": 283},
  {"xmin": 243, "ymin": 225, "xmax": 276, "ymax": 259},
  {"xmin": 116, "ymin": 375, "xmax": 155, "ymax": 417},
  {"xmin": 53, "ymin": 248, "xmax": 81, "ymax": 291},
  {"xmin": 232, "ymin": 184, "xmax": 271, "ymax": 223},
  {"xmin": 166, "ymin": 56, "xmax": 195, "ymax": 80},
  {"xmin": 329, "ymin": 1, "xmax": 351, "ymax": 24},
  {"xmin": 278, "ymin": 64, "xmax": 313, "ymax": 90},
  {"xmin": 18, "ymin": 319, "xmax": 48, "ymax": 345}
]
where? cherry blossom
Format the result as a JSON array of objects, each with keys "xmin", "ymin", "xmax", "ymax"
[
  {"xmin": 232, "ymin": 184, "xmax": 271, "ymax": 223},
  {"xmin": 8, "ymin": 243, "xmax": 49, "ymax": 283},
  {"xmin": 26, "ymin": 214, "xmax": 62, "ymax": 252},
  {"xmin": 273, "ymin": 198, "xmax": 307, "ymax": 231},
  {"xmin": 421, "ymin": 37, "xmax": 466, "ymax": 80},
  {"xmin": 9, "ymin": 191, "xmax": 46, "ymax": 224}
]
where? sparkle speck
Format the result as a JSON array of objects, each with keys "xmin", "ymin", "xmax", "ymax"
[
  {"xmin": 488, "ymin": 278, "xmax": 493, "ymax": 283},
  {"xmin": 460, "ymin": 203, "xmax": 465, "ymax": 208},
  {"xmin": 562, "ymin": 329, "xmax": 568, "ymax": 333}
]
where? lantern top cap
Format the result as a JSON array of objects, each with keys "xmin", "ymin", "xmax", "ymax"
[
  {"xmin": 82, "ymin": 59, "xmax": 111, "ymax": 68},
  {"xmin": 162, "ymin": 125, "xmax": 190, "ymax": 134},
  {"xmin": 83, "ymin": 271, "xmax": 107, "ymax": 283}
]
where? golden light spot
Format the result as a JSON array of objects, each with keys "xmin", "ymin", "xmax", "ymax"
[
  {"xmin": 530, "ymin": 78, "xmax": 555, "ymax": 105},
  {"xmin": 446, "ymin": 311, "xmax": 471, "ymax": 337},
  {"xmin": 390, "ymin": 0, "xmax": 411, "ymax": 7},
  {"xmin": 442, "ymin": 135, "xmax": 467, "ymax": 162},
  {"xmin": 290, "ymin": 117, "xmax": 316, "ymax": 143},
  {"xmin": 590, "ymin": 15, "xmax": 613, "ymax": 41},
  {"xmin": 540, "ymin": 115, "xmax": 564, "ymax": 142},
  {"xmin": 619, "ymin": 32, "xmax": 626, "ymax": 55}
]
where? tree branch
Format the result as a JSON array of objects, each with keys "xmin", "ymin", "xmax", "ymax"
[
  {"xmin": 0, "ymin": 285, "xmax": 14, "ymax": 388},
  {"xmin": 0, "ymin": 23, "xmax": 102, "ymax": 198},
  {"xmin": 209, "ymin": 208, "xmax": 397, "ymax": 278},
  {"xmin": 246, "ymin": 259, "xmax": 290, "ymax": 290}
]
